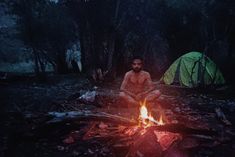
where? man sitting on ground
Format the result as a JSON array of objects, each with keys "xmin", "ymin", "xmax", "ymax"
[{"xmin": 119, "ymin": 56, "xmax": 161, "ymax": 107}]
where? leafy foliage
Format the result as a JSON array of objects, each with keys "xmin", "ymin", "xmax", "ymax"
[{"xmin": 3, "ymin": 0, "xmax": 235, "ymax": 82}]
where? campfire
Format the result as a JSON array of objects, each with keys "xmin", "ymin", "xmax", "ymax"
[
  {"xmin": 119, "ymin": 99, "xmax": 182, "ymax": 156},
  {"xmin": 40, "ymin": 97, "xmax": 222, "ymax": 157},
  {"xmin": 139, "ymin": 99, "xmax": 164, "ymax": 128}
]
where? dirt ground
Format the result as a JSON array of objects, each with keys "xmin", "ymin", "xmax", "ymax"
[{"xmin": 1, "ymin": 74, "xmax": 235, "ymax": 157}]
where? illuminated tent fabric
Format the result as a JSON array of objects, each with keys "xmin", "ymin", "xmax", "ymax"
[{"xmin": 161, "ymin": 51, "xmax": 225, "ymax": 87}]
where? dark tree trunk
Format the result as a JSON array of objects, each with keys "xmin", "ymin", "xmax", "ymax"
[
  {"xmin": 56, "ymin": 48, "xmax": 68, "ymax": 74},
  {"xmin": 32, "ymin": 48, "xmax": 47, "ymax": 80},
  {"xmin": 32, "ymin": 48, "xmax": 40, "ymax": 76}
]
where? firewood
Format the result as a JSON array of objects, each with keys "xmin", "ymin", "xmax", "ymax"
[
  {"xmin": 46, "ymin": 111, "xmax": 137, "ymax": 126},
  {"xmin": 24, "ymin": 111, "xmax": 218, "ymax": 142},
  {"xmin": 150, "ymin": 124, "xmax": 217, "ymax": 136},
  {"xmin": 126, "ymin": 127, "xmax": 163, "ymax": 157}
]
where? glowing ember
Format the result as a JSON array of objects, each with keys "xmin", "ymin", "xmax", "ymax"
[
  {"xmin": 139, "ymin": 99, "xmax": 164, "ymax": 128},
  {"xmin": 154, "ymin": 131, "xmax": 182, "ymax": 150},
  {"xmin": 158, "ymin": 115, "xmax": 164, "ymax": 126}
]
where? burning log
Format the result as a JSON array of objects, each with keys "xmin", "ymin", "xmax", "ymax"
[
  {"xmin": 43, "ymin": 111, "xmax": 217, "ymax": 136},
  {"xmin": 126, "ymin": 128, "xmax": 163, "ymax": 157},
  {"xmin": 46, "ymin": 111, "xmax": 137, "ymax": 126},
  {"xmin": 137, "ymin": 99, "xmax": 217, "ymax": 136},
  {"xmin": 44, "ymin": 97, "xmax": 218, "ymax": 136},
  {"xmin": 150, "ymin": 124, "xmax": 217, "ymax": 136},
  {"xmin": 20, "ymin": 111, "xmax": 137, "ymax": 140},
  {"xmin": 23, "ymin": 95, "xmax": 220, "ymax": 144}
]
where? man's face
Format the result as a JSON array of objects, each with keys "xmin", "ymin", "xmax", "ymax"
[{"xmin": 131, "ymin": 59, "xmax": 143, "ymax": 73}]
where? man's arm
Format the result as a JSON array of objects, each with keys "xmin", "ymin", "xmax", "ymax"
[{"xmin": 120, "ymin": 73, "xmax": 136, "ymax": 98}]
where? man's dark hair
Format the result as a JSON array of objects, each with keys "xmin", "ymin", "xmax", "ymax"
[{"xmin": 132, "ymin": 55, "xmax": 143, "ymax": 62}]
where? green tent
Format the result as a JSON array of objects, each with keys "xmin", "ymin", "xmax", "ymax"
[{"xmin": 161, "ymin": 51, "xmax": 225, "ymax": 87}]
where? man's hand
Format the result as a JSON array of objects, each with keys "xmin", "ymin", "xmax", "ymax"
[
  {"xmin": 136, "ymin": 93, "xmax": 143, "ymax": 101},
  {"xmin": 121, "ymin": 89, "xmax": 137, "ymax": 100}
]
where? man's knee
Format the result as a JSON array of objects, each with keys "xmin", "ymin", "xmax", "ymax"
[
  {"xmin": 119, "ymin": 92, "xmax": 138, "ymax": 107},
  {"xmin": 119, "ymin": 92, "xmax": 126, "ymax": 99},
  {"xmin": 119, "ymin": 92, "xmax": 132, "ymax": 102},
  {"xmin": 119, "ymin": 92, "xmax": 127, "ymax": 107},
  {"xmin": 146, "ymin": 90, "xmax": 161, "ymax": 102},
  {"xmin": 153, "ymin": 90, "xmax": 161, "ymax": 97}
]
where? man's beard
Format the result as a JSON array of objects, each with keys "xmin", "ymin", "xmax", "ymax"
[{"xmin": 133, "ymin": 67, "xmax": 142, "ymax": 73}]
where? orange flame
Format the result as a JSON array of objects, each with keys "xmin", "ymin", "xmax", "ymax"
[{"xmin": 139, "ymin": 99, "xmax": 164, "ymax": 128}]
